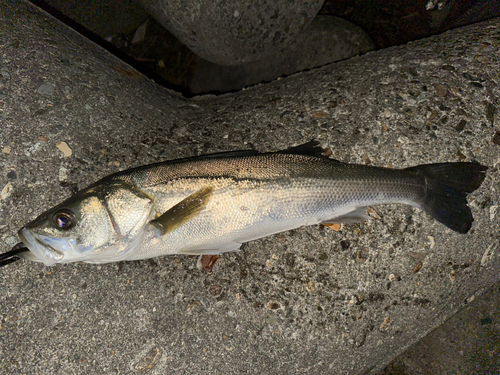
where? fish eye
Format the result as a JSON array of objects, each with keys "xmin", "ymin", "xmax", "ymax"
[{"xmin": 52, "ymin": 209, "xmax": 75, "ymax": 230}]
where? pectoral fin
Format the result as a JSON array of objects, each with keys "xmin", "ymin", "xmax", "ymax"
[{"xmin": 150, "ymin": 187, "xmax": 213, "ymax": 236}]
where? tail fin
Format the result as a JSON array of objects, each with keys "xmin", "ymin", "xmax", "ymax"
[{"xmin": 406, "ymin": 163, "xmax": 488, "ymax": 233}]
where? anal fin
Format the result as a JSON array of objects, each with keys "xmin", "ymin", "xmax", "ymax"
[
  {"xmin": 322, "ymin": 207, "xmax": 371, "ymax": 224},
  {"xmin": 150, "ymin": 187, "xmax": 213, "ymax": 236},
  {"xmin": 178, "ymin": 242, "xmax": 242, "ymax": 255}
]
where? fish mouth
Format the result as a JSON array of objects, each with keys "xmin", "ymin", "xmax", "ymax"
[{"xmin": 18, "ymin": 228, "xmax": 67, "ymax": 266}]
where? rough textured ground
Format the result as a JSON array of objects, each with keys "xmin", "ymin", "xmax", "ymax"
[
  {"xmin": 0, "ymin": 2, "xmax": 499, "ymax": 374},
  {"xmin": 377, "ymin": 281, "xmax": 500, "ymax": 375}
]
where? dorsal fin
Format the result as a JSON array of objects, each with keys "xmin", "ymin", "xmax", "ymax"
[
  {"xmin": 192, "ymin": 150, "xmax": 260, "ymax": 160},
  {"xmin": 275, "ymin": 140, "xmax": 325, "ymax": 157}
]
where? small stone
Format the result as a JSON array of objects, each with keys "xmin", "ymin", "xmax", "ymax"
[
  {"xmin": 132, "ymin": 20, "xmax": 148, "ymax": 44},
  {"xmin": 450, "ymin": 270, "xmax": 457, "ymax": 283},
  {"xmin": 413, "ymin": 261, "xmax": 423, "ymax": 273},
  {"xmin": 201, "ymin": 254, "xmax": 220, "ymax": 272},
  {"xmin": 38, "ymin": 135, "xmax": 49, "ymax": 142},
  {"xmin": 427, "ymin": 111, "xmax": 438, "ymax": 123},
  {"xmin": 428, "ymin": 236, "xmax": 435, "ymax": 249},
  {"xmin": 2, "ymin": 146, "xmax": 11, "ymax": 154},
  {"xmin": 6, "ymin": 170, "xmax": 16, "ymax": 179},
  {"xmin": 480, "ymin": 317, "xmax": 493, "ymax": 325},
  {"xmin": 0, "ymin": 183, "xmax": 13, "ymax": 200},
  {"xmin": 380, "ymin": 316, "xmax": 391, "ymax": 330},
  {"xmin": 367, "ymin": 207, "xmax": 381, "ymax": 219},
  {"xmin": 0, "ymin": 69, "xmax": 10, "ymax": 79},
  {"xmin": 185, "ymin": 301, "xmax": 200, "ymax": 312},
  {"xmin": 340, "ymin": 240, "xmax": 350, "ymax": 251},
  {"xmin": 490, "ymin": 206, "xmax": 498, "ymax": 221},
  {"xmin": 356, "ymin": 248, "xmax": 369, "ymax": 263},
  {"xmin": 285, "ymin": 253, "xmax": 295, "ymax": 267},
  {"xmin": 486, "ymin": 102, "xmax": 496, "ymax": 124},
  {"xmin": 492, "ymin": 130, "xmax": 500, "ymax": 146},
  {"xmin": 456, "ymin": 150, "xmax": 466, "ymax": 160},
  {"xmin": 306, "ymin": 280, "xmax": 315, "ymax": 293},
  {"xmin": 56, "ymin": 141, "xmax": 72, "ymax": 157},
  {"xmin": 37, "ymin": 83, "xmax": 54, "ymax": 96},
  {"xmin": 434, "ymin": 83, "xmax": 448, "ymax": 97},
  {"xmin": 324, "ymin": 223, "xmax": 341, "ymax": 231},
  {"xmin": 265, "ymin": 302, "xmax": 281, "ymax": 310},
  {"xmin": 209, "ymin": 285, "xmax": 222, "ymax": 296},
  {"xmin": 135, "ymin": 347, "xmax": 162, "ymax": 373},
  {"xmin": 312, "ymin": 111, "xmax": 328, "ymax": 119},
  {"xmin": 59, "ymin": 166, "xmax": 68, "ymax": 182},
  {"xmin": 455, "ymin": 120, "xmax": 466, "ymax": 132},
  {"xmin": 476, "ymin": 55, "xmax": 490, "ymax": 64},
  {"xmin": 441, "ymin": 64, "xmax": 456, "ymax": 71},
  {"xmin": 265, "ymin": 315, "xmax": 278, "ymax": 325},
  {"xmin": 408, "ymin": 251, "xmax": 429, "ymax": 260}
]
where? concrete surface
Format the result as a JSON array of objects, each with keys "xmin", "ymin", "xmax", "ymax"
[
  {"xmin": 0, "ymin": 2, "xmax": 499, "ymax": 375},
  {"xmin": 35, "ymin": 0, "xmax": 149, "ymax": 39},
  {"xmin": 136, "ymin": 0, "xmax": 324, "ymax": 65},
  {"xmin": 376, "ymin": 281, "xmax": 500, "ymax": 374}
]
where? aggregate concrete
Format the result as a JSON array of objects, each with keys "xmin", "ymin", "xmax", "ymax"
[{"xmin": 0, "ymin": 2, "xmax": 499, "ymax": 374}]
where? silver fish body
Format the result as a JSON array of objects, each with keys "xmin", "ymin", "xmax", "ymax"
[{"xmin": 16, "ymin": 142, "xmax": 487, "ymax": 266}]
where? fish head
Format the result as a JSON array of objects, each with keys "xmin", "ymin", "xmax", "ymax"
[{"xmin": 19, "ymin": 180, "xmax": 154, "ymax": 266}]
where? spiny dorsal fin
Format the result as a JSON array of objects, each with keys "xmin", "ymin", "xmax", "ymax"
[{"xmin": 150, "ymin": 187, "xmax": 213, "ymax": 235}]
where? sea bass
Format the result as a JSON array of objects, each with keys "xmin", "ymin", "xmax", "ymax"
[{"xmin": 1, "ymin": 142, "xmax": 488, "ymax": 266}]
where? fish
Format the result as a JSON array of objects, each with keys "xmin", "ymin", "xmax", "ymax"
[{"xmin": 0, "ymin": 141, "xmax": 488, "ymax": 267}]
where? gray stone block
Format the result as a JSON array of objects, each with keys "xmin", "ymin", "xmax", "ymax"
[
  {"xmin": 0, "ymin": 1, "xmax": 499, "ymax": 374},
  {"xmin": 188, "ymin": 16, "xmax": 374, "ymax": 94},
  {"xmin": 136, "ymin": 0, "xmax": 325, "ymax": 65}
]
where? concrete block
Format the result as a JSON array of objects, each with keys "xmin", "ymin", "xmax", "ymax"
[{"xmin": 0, "ymin": 1, "xmax": 498, "ymax": 374}]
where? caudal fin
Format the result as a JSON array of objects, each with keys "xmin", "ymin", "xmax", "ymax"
[{"xmin": 406, "ymin": 163, "xmax": 488, "ymax": 233}]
